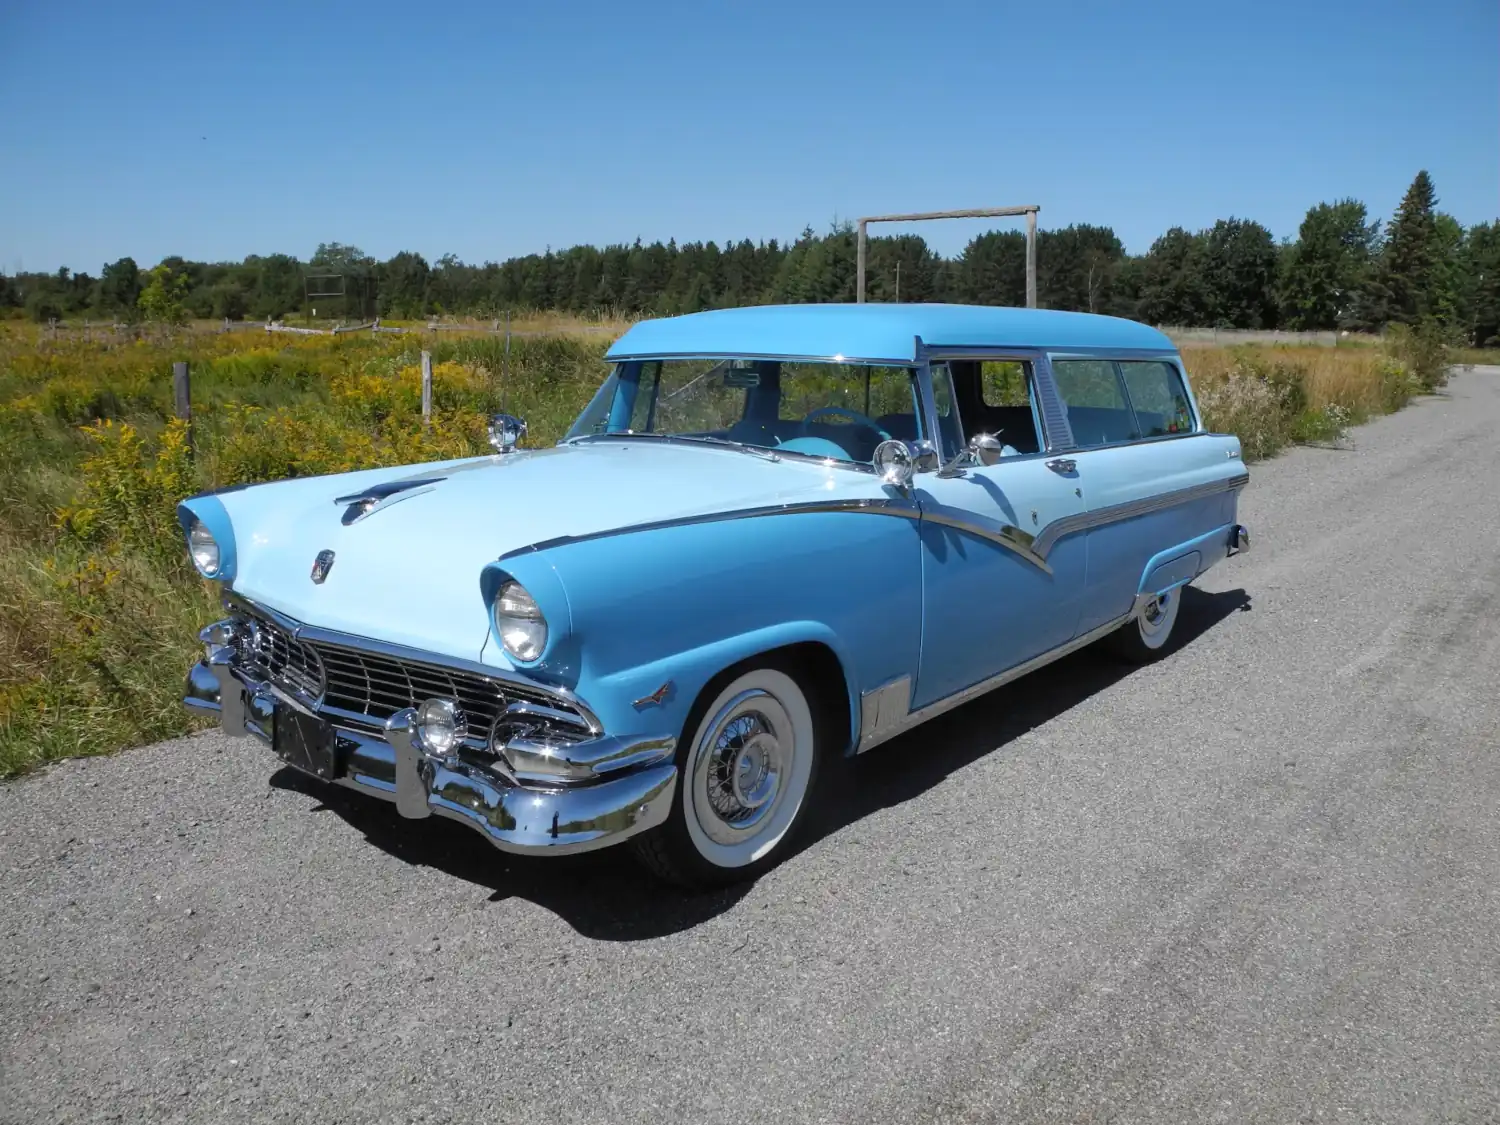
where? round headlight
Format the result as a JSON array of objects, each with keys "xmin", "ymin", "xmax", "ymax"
[
  {"xmin": 188, "ymin": 519, "xmax": 221, "ymax": 575},
  {"xmin": 414, "ymin": 698, "xmax": 466, "ymax": 759},
  {"xmin": 495, "ymin": 581, "xmax": 548, "ymax": 662}
]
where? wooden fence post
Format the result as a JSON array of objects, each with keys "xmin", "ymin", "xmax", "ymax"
[
  {"xmin": 172, "ymin": 361, "xmax": 194, "ymax": 457},
  {"xmin": 420, "ymin": 350, "xmax": 433, "ymax": 432}
]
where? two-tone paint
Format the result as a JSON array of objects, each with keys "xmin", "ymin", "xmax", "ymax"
[{"xmin": 179, "ymin": 303, "xmax": 1250, "ymax": 857}]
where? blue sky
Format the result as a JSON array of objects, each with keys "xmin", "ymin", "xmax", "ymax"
[{"xmin": 1, "ymin": 0, "xmax": 1496, "ymax": 273}]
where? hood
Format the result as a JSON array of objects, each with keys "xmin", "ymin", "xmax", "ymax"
[{"xmin": 208, "ymin": 441, "xmax": 869, "ymax": 658}]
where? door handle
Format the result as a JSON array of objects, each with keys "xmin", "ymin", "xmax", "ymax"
[{"xmin": 1045, "ymin": 458, "xmax": 1077, "ymax": 474}]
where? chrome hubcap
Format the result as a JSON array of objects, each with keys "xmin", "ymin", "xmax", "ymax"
[
  {"xmin": 693, "ymin": 690, "xmax": 794, "ymax": 847},
  {"xmin": 1141, "ymin": 592, "xmax": 1171, "ymax": 637}
]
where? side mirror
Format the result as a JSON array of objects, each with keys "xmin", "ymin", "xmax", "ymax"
[
  {"xmin": 872, "ymin": 439, "xmax": 915, "ymax": 488},
  {"xmin": 488, "ymin": 413, "xmax": 528, "ymax": 454},
  {"xmin": 970, "ymin": 433, "xmax": 1003, "ymax": 467}
]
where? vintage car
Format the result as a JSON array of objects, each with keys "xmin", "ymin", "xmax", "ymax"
[{"xmin": 181, "ymin": 303, "xmax": 1250, "ymax": 887}]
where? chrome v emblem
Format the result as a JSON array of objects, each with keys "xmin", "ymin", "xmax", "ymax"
[
  {"xmin": 310, "ymin": 550, "xmax": 335, "ymax": 584},
  {"xmin": 334, "ymin": 477, "xmax": 445, "ymax": 525}
]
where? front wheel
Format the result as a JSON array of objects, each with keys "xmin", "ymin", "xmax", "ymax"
[
  {"xmin": 632, "ymin": 664, "xmax": 821, "ymax": 889},
  {"xmin": 1106, "ymin": 588, "xmax": 1182, "ymax": 663}
]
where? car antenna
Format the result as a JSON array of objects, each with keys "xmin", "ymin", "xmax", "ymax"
[{"xmin": 501, "ymin": 309, "xmax": 511, "ymax": 415}]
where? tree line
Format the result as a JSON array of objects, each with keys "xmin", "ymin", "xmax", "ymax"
[{"xmin": 4, "ymin": 170, "xmax": 1497, "ymax": 344}]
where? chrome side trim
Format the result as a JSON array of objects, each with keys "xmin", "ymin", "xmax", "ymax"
[
  {"xmin": 496, "ymin": 471, "xmax": 1247, "ymax": 572},
  {"xmin": 498, "ymin": 497, "xmax": 923, "ymax": 561},
  {"xmin": 858, "ymin": 609, "xmax": 1136, "ymax": 755},
  {"xmin": 222, "ymin": 593, "xmax": 603, "ymax": 735},
  {"xmin": 856, "ymin": 675, "xmax": 913, "ymax": 754},
  {"xmin": 915, "ymin": 508, "xmax": 1051, "ymax": 573},
  {"xmin": 1031, "ymin": 472, "xmax": 1250, "ymax": 558}
]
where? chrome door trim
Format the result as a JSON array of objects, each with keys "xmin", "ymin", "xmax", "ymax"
[
  {"xmin": 1030, "ymin": 472, "xmax": 1249, "ymax": 558},
  {"xmin": 499, "ymin": 497, "xmax": 923, "ymax": 560},
  {"xmin": 914, "ymin": 507, "xmax": 1051, "ymax": 574},
  {"xmin": 856, "ymin": 608, "xmax": 1137, "ymax": 755}
]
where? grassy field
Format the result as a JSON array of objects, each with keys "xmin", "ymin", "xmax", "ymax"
[{"xmin": 0, "ymin": 320, "xmax": 1456, "ymax": 778}]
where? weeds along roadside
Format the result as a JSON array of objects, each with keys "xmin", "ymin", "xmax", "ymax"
[{"xmin": 0, "ymin": 323, "xmax": 1463, "ymax": 777}]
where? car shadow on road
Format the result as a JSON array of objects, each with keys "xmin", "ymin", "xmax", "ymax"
[{"xmin": 273, "ymin": 585, "xmax": 1250, "ymax": 941}]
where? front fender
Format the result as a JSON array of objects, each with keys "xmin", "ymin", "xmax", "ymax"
[{"xmin": 507, "ymin": 509, "xmax": 926, "ymax": 752}]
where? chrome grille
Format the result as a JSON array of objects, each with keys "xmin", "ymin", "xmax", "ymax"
[
  {"xmin": 241, "ymin": 611, "xmax": 325, "ymax": 702},
  {"xmin": 315, "ymin": 645, "xmax": 518, "ymax": 732},
  {"xmin": 228, "ymin": 603, "xmax": 589, "ymax": 739}
]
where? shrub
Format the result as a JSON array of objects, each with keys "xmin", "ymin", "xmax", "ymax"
[{"xmin": 1384, "ymin": 319, "xmax": 1456, "ymax": 391}]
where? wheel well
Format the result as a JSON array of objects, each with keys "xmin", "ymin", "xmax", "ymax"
[{"xmin": 689, "ymin": 642, "xmax": 853, "ymax": 756}]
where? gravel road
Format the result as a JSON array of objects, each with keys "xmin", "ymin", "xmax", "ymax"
[{"xmin": 4, "ymin": 370, "xmax": 1499, "ymax": 1125}]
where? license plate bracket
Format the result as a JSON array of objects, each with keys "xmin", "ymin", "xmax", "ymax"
[{"xmin": 273, "ymin": 703, "xmax": 338, "ymax": 780}]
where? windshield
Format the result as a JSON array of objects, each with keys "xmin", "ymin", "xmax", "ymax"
[{"xmin": 563, "ymin": 358, "xmax": 924, "ymax": 465}]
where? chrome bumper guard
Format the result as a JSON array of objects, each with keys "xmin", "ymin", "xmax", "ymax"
[{"xmin": 186, "ymin": 651, "xmax": 677, "ymax": 856}]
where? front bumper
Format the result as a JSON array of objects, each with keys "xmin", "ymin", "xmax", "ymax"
[{"xmin": 186, "ymin": 656, "xmax": 678, "ymax": 856}]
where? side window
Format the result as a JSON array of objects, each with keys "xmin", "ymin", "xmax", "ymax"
[
  {"xmin": 1119, "ymin": 360, "xmax": 1195, "ymax": 436},
  {"xmin": 971, "ymin": 360, "xmax": 1042, "ymax": 455},
  {"xmin": 1050, "ymin": 359, "xmax": 1140, "ymax": 447},
  {"xmin": 980, "ymin": 360, "xmax": 1029, "ymax": 406}
]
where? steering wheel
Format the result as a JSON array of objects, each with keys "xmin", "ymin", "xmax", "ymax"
[{"xmin": 800, "ymin": 406, "xmax": 892, "ymax": 439}]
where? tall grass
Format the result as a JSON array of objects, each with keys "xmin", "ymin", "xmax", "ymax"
[{"xmin": 0, "ymin": 323, "xmax": 1442, "ymax": 777}]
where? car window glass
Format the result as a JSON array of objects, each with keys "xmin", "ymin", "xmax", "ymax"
[
  {"xmin": 1050, "ymin": 359, "xmax": 1140, "ymax": 446},
  {"xmin": 928, "ymin": 363, "xmax": 965, "ymax": 459},
  {"xmin": 1119, "ymin": 360, "xmax": 1195, "ymax": 436},
  {"xmin": 980, "ymin": 361, "xmax": 1029, "ymax": 406}
]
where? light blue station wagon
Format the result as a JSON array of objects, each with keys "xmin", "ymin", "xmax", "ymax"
[{"xmin": 180, "ymin": 303, "xmax": 1251, "ymax": 887}]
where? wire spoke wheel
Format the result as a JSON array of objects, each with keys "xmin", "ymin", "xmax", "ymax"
[{"xmin": 681, "ymin": 668, "xmax": 817, "ymax": 871}]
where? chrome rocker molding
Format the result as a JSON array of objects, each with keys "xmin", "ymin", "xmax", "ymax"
[
  {"xmin": 855, "ymin": 609, "xmax": 1136, "ymax": 754},
  {"xmin": 186, "ymin": 655, "xmax": 677, "ymax": 856}
]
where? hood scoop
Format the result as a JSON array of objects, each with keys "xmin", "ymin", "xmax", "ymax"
[{"xmin": 334, "ymin": 477, "xmax": 446, "ymax": 525}]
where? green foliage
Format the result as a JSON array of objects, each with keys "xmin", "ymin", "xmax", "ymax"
[
  {"xmin": 1280, "ymin": 200, "xmax": 1379, "ymax": 330},
  {"xmin": 1465, "ymin": 222, "xmax": 1500, "ymax": 347},
  {"xmin": 7, "ymin": 168, "xmax": 1494, "ymax": 343},
  {"xmin": 1384, "ymin": 319, "xmax": 1456, "ymax": 392},
  {"xmin": 98, "ymin": 256, "xmax": 142, "ymax": 316},
  {"xmin": 1373, "ymin": 170, "xmax": 1444, "ymax": 326},
  {"xmin": 137, "ymin": 264, "xmax": 190, "ymax": 325}
]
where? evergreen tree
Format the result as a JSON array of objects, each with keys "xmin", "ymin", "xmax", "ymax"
[
  {"xmin": 1376, "ymin": 170, "xmax": 1442, "ymax": 324},
  {"xmin": 1464, "ymin": 222, "xmax": 1500, "ymax": 346}
]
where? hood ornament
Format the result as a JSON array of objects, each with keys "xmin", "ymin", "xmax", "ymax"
[
  {"xmin": 334, "ymin": 477, "xmax": 445, "ymax": 525},
  {"xmin": 310, "ymin": 550, "xmax": 335, "ymax": 584}
]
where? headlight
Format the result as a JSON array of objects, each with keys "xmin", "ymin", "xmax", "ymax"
[
  {"xmin": 495, "ymin": 581, "xmax": 547, "ymax": 662},
  {"xmin": 414, "ymin": 697, "xmax": 466, "ymax": 759},
  {"xmin": 188, "ymin": 518, "xmax": 221, "ymax": 576}
]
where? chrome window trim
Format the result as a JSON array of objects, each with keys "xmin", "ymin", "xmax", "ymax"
[
  {"xmin": 604, "ymin": 350, "xmax": 916, "ymax": 365},
  {"xmin": 221, "ymin": 593, "xmax": 603, "ymax": 735}
]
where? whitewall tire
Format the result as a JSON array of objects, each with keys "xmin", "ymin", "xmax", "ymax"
[
  {"xmin": 1108, "ymin": 588, "xmax": 1183, "ymax": 663},
  {"xmin": 633, "ymin": 664, "xmax": 822, "ymax": 888}
]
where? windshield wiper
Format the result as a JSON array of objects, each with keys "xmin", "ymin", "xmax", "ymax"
[{"xmin": 569, "ymin": 431, "xmax": 781, "ymax": 462}]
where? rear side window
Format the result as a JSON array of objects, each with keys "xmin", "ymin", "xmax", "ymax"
[
  {"xmin": 1119, "ymin": 360, "xmax": 1195, "ymax": 436},
  {"xmin": 1050, "ymin": 360, "xmax": 1139, "ymax": 447}
]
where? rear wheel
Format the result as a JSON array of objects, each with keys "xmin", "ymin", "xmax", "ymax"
[
  {"xmin": 632, "ymin": 664, "xmax": 822, "ymax": 889},
  {"xmin": 1106, "ymin": 588, "xmax": 1182, "ymax": 663}
]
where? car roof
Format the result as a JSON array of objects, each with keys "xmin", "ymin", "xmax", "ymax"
[{"xmin": 605, "ymin": 303, "xmax": 1176, "ymax": 363}]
